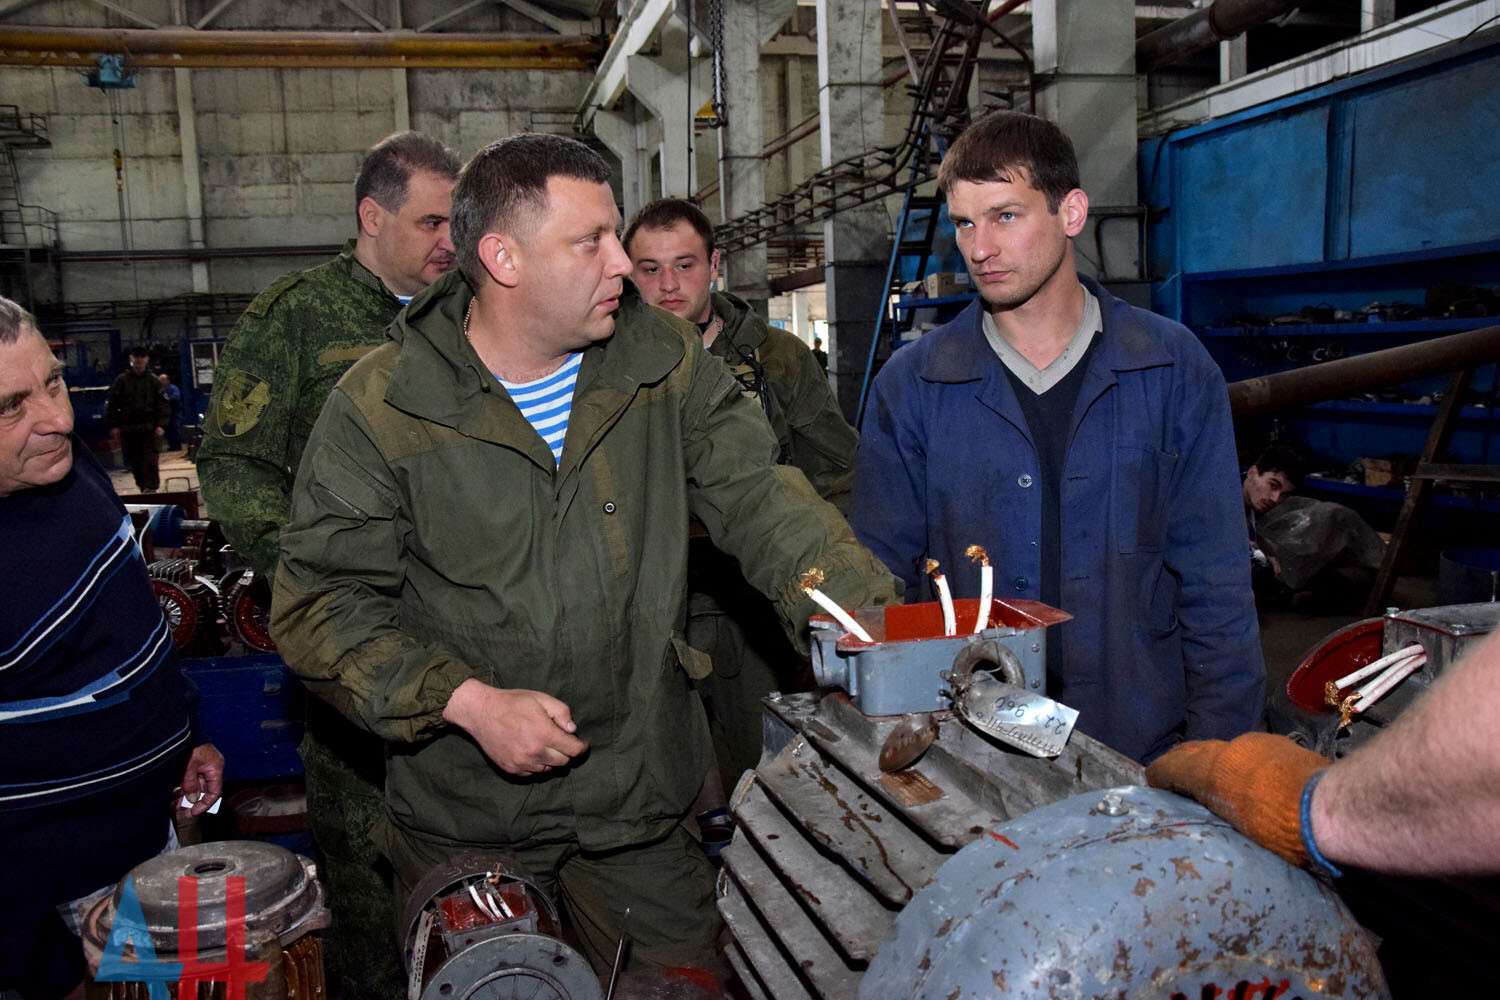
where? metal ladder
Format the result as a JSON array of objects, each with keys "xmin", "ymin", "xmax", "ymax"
[
  {"xmin": 854, "ymin": 131, "xmax": 949, "ymax": 429},
  {"xmin": 0, "ymin": 146, "xmax": 27, "ymax": 246},
  {"xmin": 0, "ymin": 105, "xmax": 57, "ymax": 310},
  {"xmin": 0, "ymin": 104, "xmax": 54, "ymax": 247},
  {"xmin": 837, "ymin": 0, "xmax": 1020, "ymax": 428}
]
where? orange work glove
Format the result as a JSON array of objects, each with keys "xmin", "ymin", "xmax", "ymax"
[{"xmin": 1146, "ymin": 732, "xmax": 1330, "ymax": 868}]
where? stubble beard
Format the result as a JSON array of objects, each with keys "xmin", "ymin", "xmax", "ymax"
[{"xmin": 978, "ymin": 242, "xmax": 1069, "ymax": 314}]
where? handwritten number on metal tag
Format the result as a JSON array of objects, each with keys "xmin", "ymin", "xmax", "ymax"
[{"xmin": 959, "ymin": 671, "xmax": 1079, "ymax": 758}]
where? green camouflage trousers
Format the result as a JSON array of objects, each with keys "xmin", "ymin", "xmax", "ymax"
[{"xmin": 300, "ymin": 702, "xmax": 405, "ymax": 997}]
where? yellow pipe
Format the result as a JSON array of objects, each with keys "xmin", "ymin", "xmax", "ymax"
[
  {"xmin": 0, "ymin": 26, "xmax": 601, "ymax": 68},
  {"xmin": 0, "ymin": 50, "xmax": 598, "ymax": 69}
]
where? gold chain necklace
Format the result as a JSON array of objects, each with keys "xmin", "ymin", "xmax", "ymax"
[{"xmin": 463, "ymin": 299, "xmax": 474, "ymax": 344}]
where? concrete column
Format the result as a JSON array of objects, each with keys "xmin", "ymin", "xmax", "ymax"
[
  {"xmin": 790, "ymin": 288, "xmax": 813, "ymax": 344},
  {"xmin": 623, "ymin": 14, "xmax": 708, "ymax": 198},
  {"xmin": 716, "ymin": 0, "xmax": 767, "ymax": 302},
  {"xmin": 627, "ymin": 54, "xmax": 694, "ymax": 196},
  {"xmin": 1032, "ymin": 0, "xmax": 1139, "ymax": 284},
  {"xmin": 171, "ymin": 1, "xmax": 208, "ymax": 294},
  {"xmin": 593, "ymin": 106, "xmax": 653, "ymax": 221},
  {"xmin": 1362, "ymin": 0, "xmax": 1396, "ymax": 31},
  {"xmin": 815, "ymin": 0, "xmax": 887, "ymax": 421},
  {"xmin": 392, "ymin": 0, "xmax": 410, "ymax": 131},
  {"xmin": 780, "ymin": 55, "xmax": 802, "ymax": 196},
  {"xmin": 173, "ymin": 68, "xmax": 209, "ymax": 294},
  {"xmin": 1219, "ymin": 35, "xmax": 1248, "ymax": 82}
]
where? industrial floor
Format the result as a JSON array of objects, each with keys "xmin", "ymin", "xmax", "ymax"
[{"xmin": 107, "ymin": 446, "xmax": 199, "ymax": 497}]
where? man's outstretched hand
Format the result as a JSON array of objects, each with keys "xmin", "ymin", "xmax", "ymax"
[{"xmin": 1146, "ymin": 732, "xmax": 1329, "ymax": 868}]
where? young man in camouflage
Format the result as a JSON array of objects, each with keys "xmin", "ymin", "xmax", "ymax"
[
  {"xmin": 195, "ymin": 130, "xmax": 459, "ymax": 996},
  {"xmin": 270, "ymin": 133, "xmax": 900, "ymax": 976},
  {"xmin": 625, "ymin": 198, "xmax": 858, "ymax": 793}
]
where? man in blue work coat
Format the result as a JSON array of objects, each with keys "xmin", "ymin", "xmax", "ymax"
[{"xmin": 851, "ymin": 110, "xmax": 1264, "ymax": 763}]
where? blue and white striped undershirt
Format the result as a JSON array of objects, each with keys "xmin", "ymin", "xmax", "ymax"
[{"xmin": 497, "ymin": 352, "xmax": 583, "ymax": 465}]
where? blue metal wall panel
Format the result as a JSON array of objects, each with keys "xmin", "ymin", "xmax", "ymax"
[
  {"xmin": 1140, "ymin": 135, "xmax": 1178, "ymax": 317},
  {"xmin": 1287, "ymin": 399, "xmax": 1500, "ymax": 470},
  {"xmin": 1142, "ymin": 36, "xmax": 1500, "ymax": 472},
  {"xmin": 1147, "ymin": 38, "xmax": 1500, "ymax": 304},
  {"xmin": 1347, "ymin": 56, "xmax": 1500, "ymax": 257},
  {"xmin": 1175, "ymin": 107, "xmax": 1330, "ymax": 273}
]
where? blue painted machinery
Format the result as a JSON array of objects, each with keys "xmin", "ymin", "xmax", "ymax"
[
  {"xmin": 808, "ymin": 598, "xmax": 1068, "ymax": 715},
  {"xmin": 719, "ymin": 600, "xmax": 1389, "ymax": 999}
]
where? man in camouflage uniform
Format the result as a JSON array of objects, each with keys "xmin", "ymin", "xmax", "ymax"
[
  {"xmin": 625, "ymin": 198, "xmax": 859, "ymax": 792},
  {"xmin": 106, "ymin": 346, "xmax": 168, "ymax": 492},
  {"xmin": 196, "ymin": 131, "xmax": 460, "ymax": 995}
]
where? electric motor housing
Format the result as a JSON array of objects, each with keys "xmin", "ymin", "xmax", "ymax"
[
  {"xmin": 81, "ymin": 840, "xmax": 329, "ymax": 999},
  {"xmin": 401, "ymin": 852, "xmax": 601, "ymax": 1000},
  {"xmin": 862, "ymin": 786, "xmax": 1387, "ymax": 999},
  {"xmin": 721, "ymin": 598, "xmax": 1389, "ymax": 1000}
]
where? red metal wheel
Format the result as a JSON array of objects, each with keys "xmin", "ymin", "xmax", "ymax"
[{"xmin": 152, "ymin": 577, "xmax": 198, "ymax": 649}]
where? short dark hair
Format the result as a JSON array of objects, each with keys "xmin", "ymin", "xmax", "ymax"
[
  {"xmin": 0, "ymin": 295, "xmax": 37, "ymax": 345},
  {"xmin": 354, "ymin": 131, "xmax": 461, "ymax": 226},
  {"xmin": 623, "ymin": 198, "xmax": 715, "ymax": 257},
  {"xmin": 128, "ymin": 345, "xmax": 151, "ymax": 358},
  {"xmin": 1252, "ymin": 444, "xmax": 1304, "ymax": 488},
  {"xmin": 451, "ymin": 133, "xmax": 613, "ymax": 286},
  {"xmin": 936, "ymin": 110, "xmax": 1081, "ymax": 212}
]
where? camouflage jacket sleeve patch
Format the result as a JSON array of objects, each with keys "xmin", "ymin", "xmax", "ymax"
[{"xmin": 214, "ymin": 369, "xmax": 273, "ymax": 437}]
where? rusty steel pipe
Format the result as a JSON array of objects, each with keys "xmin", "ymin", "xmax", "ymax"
[
  {"xmin": 0, "ymin": 51, "xmax": 598, "ymax": 69},
  {"xmin": 1228, "ymin": 323, "xmax": 1500, "ymax": 418},
  {"xmin": 0, "ymin": 26, "xmax": 600, "ymax": 69},
  {"xmin": 1136, "ymin": 0, "xmax": 1303, "ymax": 71},
  {"xmin": 0, "ymin": 26, "xmax": 582, "ymax": 54}
]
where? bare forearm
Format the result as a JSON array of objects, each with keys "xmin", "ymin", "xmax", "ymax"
[{"xmin": 1312, "ymin": 629, "xmax": 1500, "ymax": 874}]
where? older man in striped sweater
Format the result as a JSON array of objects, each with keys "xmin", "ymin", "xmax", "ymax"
[{"xmin": 0, "ymin": 296, "xmax": 222, "ymax": 1000}]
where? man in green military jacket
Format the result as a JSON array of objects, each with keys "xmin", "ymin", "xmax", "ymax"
[
  {"xmin": 625, "ymin": 198, "xmax": 858, "ymax": 793},
  {"xmin": 196, "ymin": 131, "xmax": 459, "ymax": 996},
  {"xmin": 106, "ymin": 346, "xmax": 169, "ymax": 492},
  {"xmin": 270, "ymin": 134, "xmax": 900, "ymax": 976}
]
